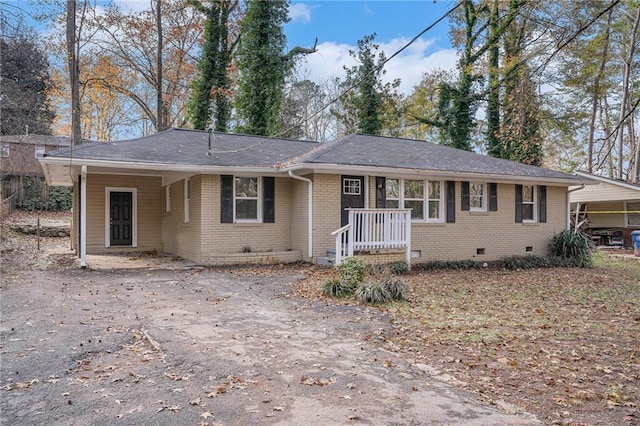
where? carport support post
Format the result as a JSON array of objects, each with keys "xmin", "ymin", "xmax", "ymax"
[{"xmin": 80, "ymin": 165, "xmax": 87, "ymax": 268}]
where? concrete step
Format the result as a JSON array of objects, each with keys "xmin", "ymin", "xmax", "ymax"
[{"xmin": 316, "ymin": 256, "xmax": 335, "ymax": 266}]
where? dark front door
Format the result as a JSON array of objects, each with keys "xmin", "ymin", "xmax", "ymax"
[
  {"xmin": 110, "ymin": 191, "xmax": 132, "ymax": 246},
  {"xmin": 341, "ymin": 175, "xmax": 365, "ymax": 226}
]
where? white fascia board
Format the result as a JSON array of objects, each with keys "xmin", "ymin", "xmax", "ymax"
[
  {"xmin": 282, "ymin": 163, "xmax": 589, "ymax": 187},
  {"xmin": 39, "ymin": 157, "xmax": 282, "ymax": 176}
]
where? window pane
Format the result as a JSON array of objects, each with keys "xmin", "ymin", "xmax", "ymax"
[
  {"xmin": 470, "ymin": 183, "xmax": 483, "ymax": 196},
  {"xmin": 428, "ymin": 200, "xmax": 440, "ymax": 219},
  {"xmin": 405, "ymin": 180, "xmax": 424, "ymax": 198},
  {"xmin": 236, "ymin": 177, "xmax": 258, "ymax": 197},
  {"xmin": 343, "ymin": 178, "xmax": 361, "ymax": 195},
  {"xmin": 385, "ymin": 199, "xmax": 399, "ymax": 208},
  {"xmin": 236, "ymin": 199, "xmax": 258, "ymax": 219},
  {"xmin": 405, "ymin": 200, "xmax": 424, "ymax": 220},
  {"xmin": 523, "ymin": 204, "xmax": 534, "ymax": 221},
  {"xmin": 386, "ymin": 179, "xmax": 399, "ymax": 199},
  {"xmin": 522, "ymin": 185, "xmax": 534, "ymax": 202},
  {"xmin": 429, "ymin": 181, "xmax": 440, "ymax": 198}
]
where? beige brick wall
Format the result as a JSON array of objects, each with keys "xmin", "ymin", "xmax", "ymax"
[
  {"xmin": 163, "ymin": 176, "xmax": 202, "ymax": 262},
  {"xmin": 84, "ymin": 174, "xmax": 163, "ymax": 253},
  {"xmin": 409, "ymin": 182, "xmax": 567, "ymax": 262},
  {"xmin": 289, "ymin": 178, "xmax": 310, "ymax": 258},
  {"xmin": 194, "ymin": 175, "xmax": 296, "ymax": 264},
  {"xmin": 311, "ymin": 175, "xmax": 568, "ymax": 263},
  {"xmin": 311, "ymin": 173, "xmax": 342, "ymax": 257}
]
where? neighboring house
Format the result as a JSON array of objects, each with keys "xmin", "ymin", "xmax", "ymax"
[
  {"xmin": 570, "ymin": 171, "xmax": 640, "ymax": 247},
  {"xmin": 38, "ymin": 129, "xmax": 588, "ymax": 267},
  {"xmin": 1, "ymin": 134, "xmax": 72, "ymax": 209}
]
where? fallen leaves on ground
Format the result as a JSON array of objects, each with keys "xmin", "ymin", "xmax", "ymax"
[{"xmin": 294, "ymin": 256, "xmax": 640, "ymax": 426}]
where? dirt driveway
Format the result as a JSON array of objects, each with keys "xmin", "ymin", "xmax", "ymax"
[{"xmin": 1, "ymin": 246, "xmax": 539, "ymax": 425}]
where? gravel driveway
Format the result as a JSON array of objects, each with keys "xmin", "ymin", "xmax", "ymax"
[{"xmin": 1, "ymin": 256, "xmax": 539, "ymax": 425}]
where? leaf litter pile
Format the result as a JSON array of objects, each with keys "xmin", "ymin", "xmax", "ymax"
[{"xmin": 295, "ymin": 257, "xmax": 640, "ymax": 425}]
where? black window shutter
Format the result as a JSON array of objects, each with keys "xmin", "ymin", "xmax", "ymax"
[
  {"xmin": 375, "ymin": 177, "xmax": 386, "ymax": 208},
  {"xmin": 538, "ymin": 185, "xmax": 547, "ymax": 223},
  {"xmin": 221, "ymin": 175, "xmax": 233, "ymax": 223},
  {"xmin": 489, "ymin": 183, "xmax": 498, "ymax": 212},
  {"xmin": 263, "ymin": 177, "xmax": 275, "ymax": 223},
  {"xmin": 461, "ymin": 181, "xmax": 470, "ymax": 211},
  {"xmin": 515, "ymin": 184, "xmax": 523, "ymax": 223},
  {"xmin": 446, "ymin": 181, "xmax": 456, "ymax": 223}
]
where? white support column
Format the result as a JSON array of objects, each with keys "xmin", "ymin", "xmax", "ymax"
[
  {"xmin": 80, "ymin": 165, "xmax": 87, "ymax": 268},
  {"xmin": 405, "ymin": 210, "xmax": 412, "ymax": 269}
]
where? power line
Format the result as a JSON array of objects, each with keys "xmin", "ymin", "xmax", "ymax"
[{"xmin": 208, "ymin": 1, "xmax": 463, "ymax": 154}]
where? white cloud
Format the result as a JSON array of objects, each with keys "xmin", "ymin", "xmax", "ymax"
[
  {"xmin": 289, "ymin": 3, "xmax": 311, "ymax": 24},
  {"xmin": 110, "ymin": 0, "xmax": 151, "ymax": 13},
  {"xmin": 295, "ymin": 37, "xmax": 458, "ymax": 95}
]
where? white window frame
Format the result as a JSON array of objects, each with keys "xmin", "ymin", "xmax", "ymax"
[
  {"xmin": 522, "ymin": 185, "xmax": 537, "ymax": 223},
  {"xmin": 386, "ymin": 178, "xmax": 444, "ymax": 223},
  {"xmin": 625, "ymin": 201, "xmax": 640, "ymax": 227},
  {"xmin": 0, "ymin": 144, "xmax": 9, "ymax": 158},
  {"xmin": 427, "ymin": 181, "xmax": 442, "ymax": 221},
  {"xmin": 184, "ymin": 179, "xmax": 190, "ymax": 223},
  {"xmin": 469, "ymin": 182, "xmax": 487, "ymax": 212},
  {"xmin": 165, "ymin": 185, "xmax": 171, "ymax": 213},
  {"xmin": 342, "ymin": 178, "xmax": 362, "ymax": 196},
  {"xmin": 104, "ymin": 187, "xmax": 137, "ymax": 248},
  {"xmin": 35, "ymin": 146, "xmax": 45, "ymax": 158},
  {"xmin": 234, "ymin": 176, "xmax": 261, "ymax": 223}
]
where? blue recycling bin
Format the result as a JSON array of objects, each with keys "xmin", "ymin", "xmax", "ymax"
[{"xmin": 632, "ymin": 230, "xmax": 640, "ymax": 257}]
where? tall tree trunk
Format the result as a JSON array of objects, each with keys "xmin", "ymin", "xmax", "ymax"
[
  {"xmin": 616, "ymin": 5, "xmax": 639, "ymax": 180},
  {"xmin": 66, "ymin": 0, "xmax": 81, "ymax": 145},
  {"xmin": 486, "ymin": 0, "xmax": 501, "ymax": 157},
  {"xmin": 587, "ymin": 8, "xmax": 613, "ymax": 173},
  {"xmin": 156, "ymin": 0, "xmax": 165, "ymax": 132}
]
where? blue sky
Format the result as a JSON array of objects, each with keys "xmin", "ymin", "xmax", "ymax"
[{"xmin": 285, "ymin": 1, "xmax": 459, "ymax": 93}]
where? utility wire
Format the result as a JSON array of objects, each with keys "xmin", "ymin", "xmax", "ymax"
[{"xmin": 208, "ymin": 1, "xmax": 463, "ymax": 154}]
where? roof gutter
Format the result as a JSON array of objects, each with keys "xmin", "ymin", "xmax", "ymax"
[
  {"xmin": 288, "ymin": 170, "xmax": 313, "ymax": 260},
  {"xmin": 283, "ymin": 163, "xmax": 590, "ymax": 187}
]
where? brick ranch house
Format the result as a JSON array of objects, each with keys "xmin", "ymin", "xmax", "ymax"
[{"xmin": 38, "ymin": 129, "xmax": 590, "ymax": 268}]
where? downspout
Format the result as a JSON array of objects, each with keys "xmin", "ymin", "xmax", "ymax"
[
  {"xmin": 80, "ymin": 165, "xmax": 87, "ymax": 268},
  {"xmin": 567, "ymin": 185, "xmax": 585, "ymax": 230},
  {"xmin": 288, "ymin": 171, "xmax": 313, "ymax": 260}
]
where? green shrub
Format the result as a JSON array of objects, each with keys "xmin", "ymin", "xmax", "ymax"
[
  {"xmin": 549, "ymin": 230, "xmax": 594, "ymax": 267},
  {"xmin": 22, "ymin": 176, "xmax": 45, "ymax": 211},
  {"xmin": 387, "ymin": 261, "xmax": 409, "ymax": 275},
  {"xmin": 501, "ymin": 255, "xmax": 551, "ymax": 270},
  {"xmin": 415, "ymin": 260, "xmax": 483, "ymax": 271},
  {"xmin": 336, "ymin": 258, "xmax": 367, "ymax": 288},
  {"xmin": 321, "ymin": 278, "xmax": 354, "ymax": 298},
  {"xmin": 355, "ymin": 281, "xmax": 391, "ymax": 305},
  {"xmin": 46, "ymin": 186, "xmax": 72, "ymax": 211}
]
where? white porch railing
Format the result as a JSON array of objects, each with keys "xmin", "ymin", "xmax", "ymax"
[{"xmin": 330, "ymin": 208, "xmax": 412, "ymax": 266}]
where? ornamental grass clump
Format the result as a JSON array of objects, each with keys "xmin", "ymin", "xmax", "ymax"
[
  {"xmin": 321, "ymin": 278, "xmax": 354, "ymax": 298},
  {"xmin": 355, "ymin": 281, "xmax": 392, "ymax": 305},
  {"xmin": 549, "ymin": 229, "xmax": 594, "ymax": 267}
]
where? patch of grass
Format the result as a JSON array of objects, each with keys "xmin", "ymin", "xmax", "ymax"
[{"xmin": 415, "ymin": 260, "xmax": 483, "ymax": 270}]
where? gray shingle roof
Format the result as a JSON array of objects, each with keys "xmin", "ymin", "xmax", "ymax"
[
  {"xmin": 293, "ymin": 133, "xmax": 582, "ymax": 182},
  {"xmin": 43, "ymin": 128, "xmax": 318, "ymax": 168}
]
